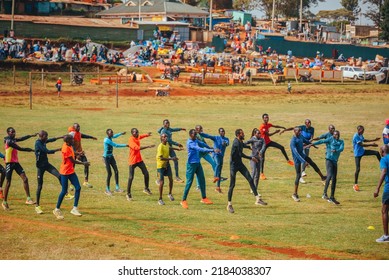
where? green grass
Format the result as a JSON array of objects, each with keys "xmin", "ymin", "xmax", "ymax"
[{"xmin": 1, "ymin": 84, "xmax": 389, "ymax": 260}]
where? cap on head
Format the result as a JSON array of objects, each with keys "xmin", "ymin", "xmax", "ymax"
[{"xmin": 386, "ymin": 119, "xmax": 389, "ymax": 125}]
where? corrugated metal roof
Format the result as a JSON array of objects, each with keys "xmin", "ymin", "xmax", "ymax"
[{"xmin": 97, "ymin": 0, "xmax": 208, "ymax": 16}]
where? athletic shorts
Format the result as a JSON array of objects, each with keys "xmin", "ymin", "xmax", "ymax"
[
  {"xmin": 157, "ymin": 165, "xmax": 172, "ymax": 181},
  {"xmin": 5, "ymin": 162, "xmax": 25, "ymax": 180},
  {"xmin": 382, "ymin": 192, "xmax": 389, "ymax": 205}
]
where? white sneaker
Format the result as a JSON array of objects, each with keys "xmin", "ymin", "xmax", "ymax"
[
  {"xmin": 53, "ymin": 208, "xmax": 64, "ymax": 219},
  {"xmin": 167, "ymin": 194, "xmax": 174, "ymax": 201},
  {"xmin": 105, "ymin": 190, "xmax": 113, "ymax": 196},
  {"xmin": 158, "ymin": 199, "xmax": 165, "ymax": 205},
  {"xmin": 376, "ymin": 235, "xmax": 389, "ymax": 243},
  {"xmin": 70, "ymin": 207, "xmax": 82, "ymax": 216},
  {"xmin": 35, "ymin": 205, "xmax": 43, "ymax": 214},
  {"xmin": 299, "ymin": 177, "xmax": 306, "ymax": 184},
  {"xmin": 83, "ymin": 182, "xmax": 93, "ymax": 188},
  {"xmin": 301, "ymin": 171, "xmax": 307, "ymax": 177}
]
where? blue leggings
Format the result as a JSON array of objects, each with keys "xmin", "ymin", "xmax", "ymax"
[
  {"xmin": 183, "ymin": 162, "xmax": 206, "ymax": 200},
  {"xmin": 56, "ymin": 173, "xmax": 81, "ymax": 209}
]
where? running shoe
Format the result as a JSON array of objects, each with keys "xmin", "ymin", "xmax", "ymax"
[
  {"xmin": 260, "ymin": 173, "xmax": 267, "ymax": 180},
  {"xmin": 376, "ymin": 235, "xmax": 389, "ymax": 243},
  {"xmin": 213, "ymin": 177, "xmax": 220, "ymax": 183},
  {"xmin": 158, "ymin": 199, "xmax": 165, "ymax": 205},
  {"xmin": 175, "ymin": 177, "xmax": 184, "ymax": 183},
  {"xmin": 0, "ymin": 189, "xmax": 3, "ymax": 200},
  {"xmin": 25, "ymin": 198, "xmax": 36, "ymax": 205},
  {"xmin": 143, "ymin": 188, "xmax": 152, "ymax": 195},
  {"xmin": 167, "ymin": 194, "xmax": 174, "ymax": 201},
  {"xmin": 155, "ymin": 179, "xmax": 160, "ymax": 186},
  {"xmin": 215, "ymin": 187, "xmax": 222, "ymax": 193},
  {"xmin": 114, "ymin": 188, "xmax": 123, "ymax": 193},
  {"xmin": 35, "ymin": 205, "xmax": 43, "ymax": 214},
  {"xmin": 327, "ymin": 198, "xmax": 340, "ymax": 205},
  {"xmin": 353, "ymin": 184, "xmax": 360, "ymax": 192},
  {"xmin": 299, "ymin": 177, "xmax": 306, "ymax": 184},
  {"xmin": 196, "ymin": 186, "xmax": 200, "ymax": 191},
  {"xmin": 180, "ymin": 200, "xmax": 188, "ymax": 209},
  {"xmin": 301, "ymin": 171, "xmax": 307, "ymax": 177},
  {"xmin": 105, "ymin": 190, "xmax": 113, "ymax": 196},
  {"xmin": 200, "ymin": 197, "xmax": 213, "ymax": 204},
  {"xmin": 322, "ymin": 194, "xmax": 329, "ymax": 200},
  {"xmin": 227, "ymin": 204, "xmax": 234, "ymax": 213},
  {"xmin": 64, "ymin": 193, "xmax": 74, "ymax": 200},
  {"xmin": 126, "ymin": 194, "xmax": 133, "ymax": 201},
  {"xmin": 287, "ymin": 160, "xmax": 294, "ymax": 166},
  {"xmin": 2, "ymin": 202, "xmax": 9, "ymax": 211},
  {"xmin": 220, "ymin": 177, "xmax": 228, "ymax": 182},
  {"xmin": 292, "ymin": 193, "xmax": 300, "ymax": 202},
  {"xmin": 255, "ymin": 198, "xmax": 268, "ymax": 206},
  {"xmin": 83, "ymin": 182, "xmax": 93, "ymax": 188},
  {"xmin": 70, "ymin": 207, "xmax": 82, "ymax": 216},
  {"xmin": 53, "ymin": 208, "xmax": 64, "ymax": 219}
]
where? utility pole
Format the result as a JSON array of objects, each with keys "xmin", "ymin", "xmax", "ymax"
[
  {"xmin": 271, "ymin": 0, "xmax": 275, "ymax": 30},
  {"xmin": 299, "ymin": 0, "xmax": 303, "ymax": 32}
]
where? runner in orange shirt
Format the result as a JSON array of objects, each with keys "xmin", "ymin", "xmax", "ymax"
[
  {"xmin": 52, "ymin": 135, "xmax": 90, "ymax": 219},
  {"xmin": 126, "ymin": 128, "xmax": 155, "ymax": 201}
]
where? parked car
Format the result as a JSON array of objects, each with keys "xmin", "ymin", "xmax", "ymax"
[
  {"xmin": 366, "ymin": 67, "xmax": 388, "ymax": 80},
  {"xmin": 339, "ymin": 66, "xmax": 372, "ymax": 80}
]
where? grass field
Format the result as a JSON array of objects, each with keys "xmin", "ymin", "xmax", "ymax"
[{"xmin": 1, "ymin": 78, "xmax": 389, "ymax": 260}]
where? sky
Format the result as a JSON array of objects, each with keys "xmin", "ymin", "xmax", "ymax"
[{"xmin": 252, "ymin": 0, "xmax": 372, "ymax": 25}]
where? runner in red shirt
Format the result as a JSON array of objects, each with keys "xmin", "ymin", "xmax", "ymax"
[
  {"xmin": 126, "ymin": 128, "xmax": 155, "ymax": 201},
  {"xmin": 259, "ymin": 113, "xmax": 294, "ymax": 180}
]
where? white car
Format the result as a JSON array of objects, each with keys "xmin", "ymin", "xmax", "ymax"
[{"xmin": 339, "ymin": 66, "xmax": 371, "ymax": 80}]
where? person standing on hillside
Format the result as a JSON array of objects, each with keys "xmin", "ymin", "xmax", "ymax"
[
  {"xmin": 157, "ymin": 119, "xmax": 186, "ymax": 183},
  {"xmin": 352, "ymin": 125, "xmax": 381, "ymax": 192},
  {"xmin": 53, "ymin": 135, "xmax": 90, "ymax": 219},
  {"xmin": 103, "ymin": 129, "xmax": 128, "ymax": 196},
  {"xmin": 311, "ymin": 130, "xmax": 344, "ymax": 205},
  {"xmin": 2, "ymin": 127, "xmax": 37, "ymax": 211},
  {"xmin": 227, "ymin": 129, "xmax": 266, "ymax": 214},
  {"xmin": 34, "ymin": 130, "xmax": 63, "ymax": 214},
  {"xmin": 68, "ymin": 123, "xmax": 97, "ymax": 188},
  {"xmin": 258, "ymin": 113, "xmax": 294, "ymax": 180},
  {"xmin": 126, "ymin": 128, "xmax": 155, "ymax": 201}
]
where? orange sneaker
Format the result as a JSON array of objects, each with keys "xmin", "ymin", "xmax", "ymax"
[
  {"xmin": 287, "ymin": 160, "xmax": 294, "ymax": 166},
  {"xmin": 215, "ymin": 187, "xmax": 222, "ymax": 193},
  {"xmin": 260, "ymin": 173, "xmax": 267, "ymax": 180},
  {"xmin": 353, "ymin": 184, "xmax": 360, "ymax": 192},
  {"xmin": 213, "ymin": 177, "xmax": 220, "ymax": 183},
  {"xmin": 0, "ymin": 189, "xmax": 3, "ymax": 200},
  {"xmin": 200, "ymin": 197, "xmax": 213, "ymax": 204},
  {"xmin": 180, "ymin": 200, "xmax": 188, "ymax": 209}
]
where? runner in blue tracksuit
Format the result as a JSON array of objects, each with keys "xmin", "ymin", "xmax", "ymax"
[
  {"xmin": 311, "ymin": 130, "xmax": 344, "ymax": 205},
  {"xmin": 200, "ymin": 127, "xmax": 230, "ymax": 193},
  {"xmin": 383, "ymin": 119, "xmax": 389, "ymax": 145},
  {"xmin": 103, "ymin": 129, "xmax": 128, "ymax": 195}
]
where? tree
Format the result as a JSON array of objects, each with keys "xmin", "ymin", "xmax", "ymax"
[
  {"xmin": 341, "ymin": 0, "xmax": 361, "ymax": 22},
  {"xmin": 363, "ymin": 0, "xmax": 384, "ymax": 26},
  {"xmin": 214, "ymin": 0, "xmax": 233, "ymax": 9},
  {"xmin": 380, "ymin": 0, "xmax": 389, "ymax": 40},
  {"xmin": 232, "ymin": 0, "xmax": 261, "ymax": 11}
]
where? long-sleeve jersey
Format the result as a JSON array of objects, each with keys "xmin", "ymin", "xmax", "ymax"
[
  {"xmin": 103, "ymin": 133, "xmax": 127, "ymax": 157},
  {"xmin": 200, "ymin": 133, "xmax": 230, "ymax": 157},
  {"xmin": 245, "ymin": 136, "xmax": 265, "ymax": 158},
  {"xmin": 128, "ymin": 134, "xmax": 150, "ymax": 165},
  {"xmin": 230, "ymin": 138, "xmax": 251, "ymax": 167},
  {"xmin": 290, "ymin": 135, "xmax": 309, "ymax": 165},
  {"xmin": 4, "ymin": 135, "xmax": 33, "ymax": 163},
  {"xmin": 312, "ymin": 137, "xmax": 344, "ymax": 163},
  {"xmin": 35, "ymin": 138, "xmax": 59, "ymax": 168},
  {"xmin": 68, "ymin": 126, "xmax": 95, "ymax": 153},
  {"xmin": 157, "ymin": 127, "xmax": 181, "ymax": 147},
  {"xmin": 186, "ymin": 138, "xmax": 213, "ymax": 164}
]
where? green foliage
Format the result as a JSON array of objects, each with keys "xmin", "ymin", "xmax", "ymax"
[
  {"xmin": 341, "ymin": 0, "xmax": 361, "ymax": 22},
  {"xmin": 380, "ymin": 0, "xmax": 389, "ymax": 40},
  {"xmin": 363, "ymin": 0, "xmax": 384, "ymax": 26}
]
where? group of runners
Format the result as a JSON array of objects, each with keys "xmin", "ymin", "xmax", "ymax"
[{"xmin": 1, "ymin": 116, "xmax": 389, "ymax": 242}]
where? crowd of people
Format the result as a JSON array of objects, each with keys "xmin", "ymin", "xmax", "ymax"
[{"xmin": 2, "ymin": 117, "xmax": 389, "ymax": 243}]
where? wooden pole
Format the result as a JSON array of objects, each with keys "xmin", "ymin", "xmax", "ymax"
[
  {"xmin": 41, "ymin": 68, "xmax": 44, "ymax": 86},
  {"xmin": 98, "ymin": 66, "xmax": 100, "ymax": 84},
  {"xmin": 70, "ymin": 65, "xmax": 72, "ymax": 85},
  {"xmin": 29, "ymin": 72, "xmax": 32, "ymax": 110},
  {"xmin": 116, "ymin": 75, "xmax": 119, "ymax": 108},
  {"xmin": 13, "ymin": 64, "xmax": 15, "ymax": 85}
]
